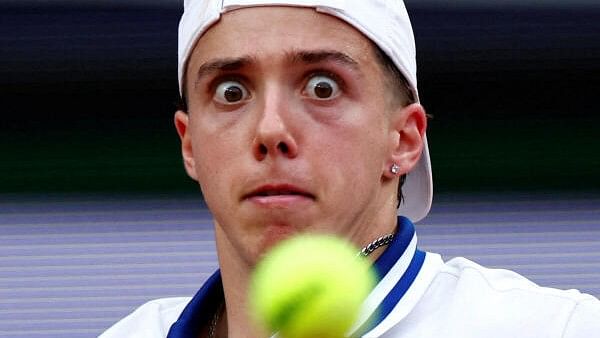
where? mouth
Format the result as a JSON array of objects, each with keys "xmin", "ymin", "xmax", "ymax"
[{"xmin": 244, "ymin": 184, "xmax": 315, "ymax": 200}]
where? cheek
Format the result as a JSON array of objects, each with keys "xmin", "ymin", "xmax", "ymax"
[
  {"xmin": 189, "ymin": 128, "xmax": 237, "ymax": 202},
  {"xmin": 324, "ymin": 106, "xmax": 389, "ymax": 163},
  {"xmin": 194, "ymin": 148, "xmax": 218, "ymax": 182},
  {"xmin": 193, "ymin": 143, "xmax": 221, "ymax": 201},
  {"xmin": 189, "ymin": 111, "xmax": 244, "ymax": 176},
  {"xmin": 314, "ymin": 121, "xmax": 388, "ymax": 188}
]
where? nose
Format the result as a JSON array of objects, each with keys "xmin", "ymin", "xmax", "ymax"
[{"xmin": 252, "ymin": 93, "xmax": 298, "ymax": 161}]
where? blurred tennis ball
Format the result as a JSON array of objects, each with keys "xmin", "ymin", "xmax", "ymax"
[{"xmin": 249, "ymin": 234, "xmax": 376, "ymax": 338}]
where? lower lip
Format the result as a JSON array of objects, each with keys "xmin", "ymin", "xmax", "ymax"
[{"xmin": 247, "ymin": 195, "xmax": 313, "ymax": 208}]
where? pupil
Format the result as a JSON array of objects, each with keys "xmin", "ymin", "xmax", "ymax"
[
  {"xmin": 314, "ymin": 82, "xmax": 333, "ymax": 98},
  {"xmin": 224, "ymin": 86, "xmax": 243, "ymax": 102}
]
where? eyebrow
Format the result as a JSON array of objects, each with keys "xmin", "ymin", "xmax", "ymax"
[
  {"xmin": 193, "ymin": 50, "xmax": 359, "ymax": 89},
  {"xmin": 289, "ymin": 50, "xmax": 359, "ymax": 70},
  {"xmin": 194, "ymin": 56, "xmax": 255, "ymax": 88}
]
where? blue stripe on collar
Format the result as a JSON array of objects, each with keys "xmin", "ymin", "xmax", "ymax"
[
  {"xmin": 373, "ymin": 216, "xmax": 416, "ymax": 279},
  {"xmin": 167, "ymin": 270, "xmax": 222, "ymax": 338},
  {"xmin": 352, "ymin": 216, "xmax": 425, "ymax": 337},
  {"xmin": 168, "ymin": 217, "xmax": 421, "ymax": 338},
  {"xmin": 354, "ymin": 250, "xmax": 426, "ymax": 336}
]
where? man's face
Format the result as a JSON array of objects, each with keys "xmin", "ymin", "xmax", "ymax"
[{"xmin": 178, "ymin": 6, "xmax": 407, "ymax": 264}]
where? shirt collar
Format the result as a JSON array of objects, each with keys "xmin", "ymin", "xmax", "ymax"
[
  {"xmin": 167, "ymin": 270, "xmax": 223, "ymax": 338},
  {"xmin": 167, "ymin": 216, "xmax": 423, "ymax": 338},
  {"xmin": 373, "ymin": 216, "xmax": 418, "ymax": 278},
  {"xmin": 349, "ymin": 216, "xmax": 425, "ymax": 336}
]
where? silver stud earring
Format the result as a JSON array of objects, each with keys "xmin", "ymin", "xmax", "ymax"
[{"xmin": 390, "ymin": 164, "xmax": 400, "ymax": 175}]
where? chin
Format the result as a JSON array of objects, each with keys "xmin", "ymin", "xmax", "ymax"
[{"xmin": 259, "ymin": 223, "xmax": 298, "ymax": 254}]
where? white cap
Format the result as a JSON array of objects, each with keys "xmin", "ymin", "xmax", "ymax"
[{"xmin": 178, "ymin": 0, "xmax": 433, "ymax": 223}]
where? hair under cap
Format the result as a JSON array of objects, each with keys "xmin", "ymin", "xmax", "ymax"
[{"xmin": 178, "ymin": 0, "xmax": 433, "ymax": 222}]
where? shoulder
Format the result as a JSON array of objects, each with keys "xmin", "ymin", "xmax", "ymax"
[
  {"xmin": 562, "ymin": 295, "xmax": 600, "ymax": 338},
  {"xmin": 99, "ymin": 297, "xmax": 191, "ymax": 338},
  {"xmin": 439, "ymin": 256, "xmax": 596, "ymax": 303},
  {"xmin": 411, "ymin": 256, "xmax": 600, "ymax": 337}
]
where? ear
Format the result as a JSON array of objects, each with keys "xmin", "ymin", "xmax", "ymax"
[
  {"xmin": 174, "ymin": 110, "xmax": 198, "ymax": 181},
  {"xmin": 385, "ymin": 103, "xmax": 427, "ymax": 178}
]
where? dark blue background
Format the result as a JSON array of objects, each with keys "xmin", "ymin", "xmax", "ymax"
[{"xmin": 1, "ymin": 2, "xmax": 599, "ymax": 193}]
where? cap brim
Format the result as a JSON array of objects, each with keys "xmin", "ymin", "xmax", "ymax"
[{"xmin": 397, "ymin": 135, "xmax": 432, "ymax": 223}]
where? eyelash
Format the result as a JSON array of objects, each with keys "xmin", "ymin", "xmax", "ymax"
[
  {"xmin": 207, "ymin": 75, "xmax": 249, "ymax": 98},
  {"xmin": 304, "ymin": 70, "xmax": 347, "ymax": 92},
  {"xmin": 205, "ymin": 70, "xmax": 347, "ymax": 99}
]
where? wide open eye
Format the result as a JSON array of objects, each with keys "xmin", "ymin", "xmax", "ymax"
[
  {"xmin": 304, "ymin": 75, "xmax": 341, "ymax": 100},
  {"xmin": 214, "ymin": 80, "xmax": 250, "ymax": 104}
]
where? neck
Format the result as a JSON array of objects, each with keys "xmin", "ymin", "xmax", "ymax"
[
  {"xmin": 212, "ymin": 211, "xmax": 399, "ymax": 337},
  {"xmin": 343, "ymin": 195, "xmax": 400, "ymax": 263},
  {"xmin": 214, "ymin": 224, "xmax": 267, "ymax": 338}
]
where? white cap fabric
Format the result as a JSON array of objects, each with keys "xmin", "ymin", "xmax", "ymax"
[{"xmin": 178, "ymin": 0, "xmax": 433, "ymax": 223}]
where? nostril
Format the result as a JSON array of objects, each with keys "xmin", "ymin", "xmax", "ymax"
[
  {"xmin": 259, "ymin": 144, "xmax": 268, "ymax": 155},
  {"xmin": 255, "ymin": 140, "xmax": 294, "ymax": 158},
  {"xmin": 277, "ymin": 142, "xmax": 289, "ymax": 154}
]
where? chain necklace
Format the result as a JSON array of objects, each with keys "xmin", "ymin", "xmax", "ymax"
[
  {"xmin": 358, "ymin": 233, "xmax": 395, "ymax": 257},
  {"xmin": 208, "ymin": 301, "xmax": 223, "ymax": 338},
  {"xmin": 208, "ymin": 233, "xmax": 395, "ymax": 338}
]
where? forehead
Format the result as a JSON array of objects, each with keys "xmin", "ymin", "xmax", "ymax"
[{"xmin": 188, "ymin": 6, "xmax": 377, "ymax": 67}]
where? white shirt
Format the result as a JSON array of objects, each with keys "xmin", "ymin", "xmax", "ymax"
[{"xmin": 100, "ymin": 217, "xmax": 600, "ymax": 338}]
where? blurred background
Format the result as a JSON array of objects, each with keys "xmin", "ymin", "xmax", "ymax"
[
  {"xmin": 1, "ymin": 0, "xmax": 599, "ymax": 194},
  {"xmin": 1, "ymin": 1, "xmax": 599, "ymax": 337}
]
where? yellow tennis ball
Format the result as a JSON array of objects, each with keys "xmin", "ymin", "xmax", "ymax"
[{"xmin": 249, "ymin": 234, "xmax": 376, "ymax": 338}]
